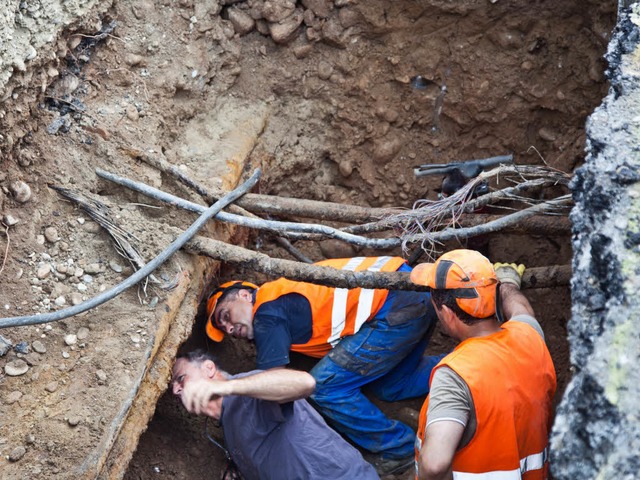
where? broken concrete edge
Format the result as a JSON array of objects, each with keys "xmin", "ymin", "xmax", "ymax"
[{"xmin": 551, "ymin": 3, "xmax": 640, "ymax": 479}]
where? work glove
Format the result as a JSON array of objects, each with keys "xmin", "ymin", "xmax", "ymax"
[{"xmin": 494, "ymin": 262, "xmax": 526, "ymax": 289}]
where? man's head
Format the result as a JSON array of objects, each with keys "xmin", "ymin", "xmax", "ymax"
[
  {"xmin": 206, "ymin": 281, "xmax": 258, "ymax": 342},
  {"xmin": 171, "ymin": 350, "xmax": 227, "ymax": 418},
  {"xmin": 410, "ymin": 249, "xmax": 498, "ymax": 328}
]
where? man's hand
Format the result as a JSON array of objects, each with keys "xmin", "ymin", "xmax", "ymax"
[
  {"xmin": 494, "ymin": 262, "xmax": 525, "ymax": 289},
  {"xmin": 182, "ymin": 378, "xmax": 231, "ymax": 415}
]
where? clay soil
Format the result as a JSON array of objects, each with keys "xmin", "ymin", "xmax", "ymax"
[{"xmin": 0, "ymin": 0, "xmax": 616, "ymax": 479}]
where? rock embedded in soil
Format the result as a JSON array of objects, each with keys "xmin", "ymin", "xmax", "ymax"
[
  {"xmin": 4, "ymin": 390, "xmax": 23, "ymax": 405},
  {"xmin": 32, "ymin": 340, "xmax": 46, "ymax": 353},
  {"xmin": 9, "ymin": 445, "xmax": 26, "ymax": 462},
  {"xmin": 9, "ymin": 180, "xmax": 31, "ymax": 203},
  {"xmin": 5, "ymin": 359, "xmax": 29, "ymax": 376},
  {"xmin": 228, "ymin": 8, "xmax": 256, "ymax": 35},
  {"xmin": 1, "ymin": 334, "xmax": 14, "ymax": 356},
  {"xmin": 64, "ymin": 334, "xmax": 77, "ymax": 346},
  {"xmin": 44, "ymin": 227, "xmax": 60, "ymax": 243},
  {"xmin": 269, "ymin": 8, "xmax": 304, "ymax": 44},
  {"xmin": 36, "ymin": 263, "xmax": 51, "ymax": 279}
]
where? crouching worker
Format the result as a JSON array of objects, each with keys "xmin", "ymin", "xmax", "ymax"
[
  {"xmin": 410, "ymin": 250, "xmax": 557, "ymax": 480},
  {"xmin": 171, "ymin": 350, "xmax": 379, "ymax": 480}
]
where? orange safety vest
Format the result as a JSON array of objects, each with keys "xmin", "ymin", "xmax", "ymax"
[
  {"xmin": 415, "ymin": 321, "xmax": 556, "ymax": 480},
  {"xmin": 253, "ymin": 256, "xmax": 407, "ymax": 358}
]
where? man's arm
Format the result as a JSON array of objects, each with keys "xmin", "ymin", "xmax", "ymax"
[
  {"xmin": 418, "ymin": 420, "xmax": 464, "ymax": 480},
  {"xmin": 500, "ymin": 283, "xmax": 534, "ymax": 318},
  {"xmin": 182, "ymin": 369, "xmax": 316, "ymax": 414}
]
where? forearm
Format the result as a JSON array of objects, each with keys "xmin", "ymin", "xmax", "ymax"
[
  {"xmin": 226, "ymin": 369, "xmax": 316, "ymax": 402},
  {"xmin": 500, "ymin": 283, "xmax": 534, "ymax": 318}
]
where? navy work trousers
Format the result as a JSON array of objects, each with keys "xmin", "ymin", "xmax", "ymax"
[{"xmin": 309, "ymin": 290, "xmax": 444, "ymax": 459}]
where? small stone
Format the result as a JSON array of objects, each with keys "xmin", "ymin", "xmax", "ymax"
[
  {"xmin": 9, "ymin": 445, "xmax": 26, "ymax": 462},
  {"xmin": 36, "ymin": 235, "xmax": 45, "ymax": 245},
  {"xmin": 126, "ymin": 105, "xmax": 139, "ymax": 121},
  {"xmin": 77, "ymin": 327, "xmax": 90, "ymax": 340},
  {"xmin": 32, "ymin": 340, "xmax": 46, "ymax": 353},
  {"xmin": 84, "ymin": 263, "xmax": 101, "ymax": 274},
  {"xmin": 96, "ymin": 369, "xmax": 107, "ymax": 383},
  {"xmin": 130, "ymin": 333, "xmax": 142, "ymax": 343},
  {"xmin": 82, "ymin": 274, "xmax": 93, "ymax": 284},
  {"xmin": 70, "ymin": 292, "xmax": 83, "ymax": 305},
  {"xmin": 107, "ymin": 260, "xmax": 123, "ymax": 273},
  {"xmin": 62, "ymin": 351, "xmax": 70, "ymax": 359},
  {"xmin": 23, "ymin": 353, "xmax": 41, "ymax": 366},
  {"xmin": 45, "ymin": 381, "xmax": 59, "ymax": 393},
  {"xmin": 269, "ymin": 9, "xmax": 304, "ymax": 44},
  {"xmin": 14, "ymin": 341, "xmax": 30, "ymax": 354},
  {"xmin": 228, "ymin": 7, "xmax": 255, "ymax": 35},
  {"xmin": 125, "ymin": 53, "xmax": 144, "ymax": 66},
  {"xmin": 77, "ymin": 283, "xmax": 87, "ymax": 292},
  {"xmin": 25, "ymin": 434, "xmax": 35, "ymax": 445},
  {"xmin": 3, "ymin": 214, "xmax": 19, "ymax": 226},
  {"xmin": 0, "ymin": 334, "xmax": 13, "ymax": 356},
  {"xmin": 538, "ymin": 127, "xmax": 558, "ymax": 142},
  {"xmin": 77, "ymin": 217, "xmax": 85, "ymax": 225},
  {"xmin": 293, "ymin": 44, "xmax": 313, "ymax": 59},
  {"xmin": 4, "ymin": 390, "xmax": 23, "ymax": 405},
  {"xmin": 317, "ymin": 61, "xmax": 333, "ymax": 80},
  {"xmin": 5, "ymin": 359, "xmax": 29, "ymax": 376},
  {"xmin": 44, "ymin": 227, "xmax": 60, "ymax": 243},
  {"xmin": 36, "ymin": 263, "xmax": 51, "ymax": 279},
  {"xmin": 67, "ymin": 416, "xmax": 81, "ymax": 427},
  {"xmin": 9, "ymin": 181, "xmax": 31, "ymax": 203},
  {"xmin": 54, "ymin": 296, "xmax": 67, "ymax": 307},
  {"xmin": 64, "ymin": 334, "xmax": 77, "ymax": 346}
]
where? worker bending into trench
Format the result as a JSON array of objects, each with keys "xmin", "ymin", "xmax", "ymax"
[
  {"xmin": 171, "ymin": 350, "xmax": 379, "ymax": 480},
  {"xmin": 205, "ymin": 256, "xmax": 444, "ymax": 476},
  {"xmin": 410, "ymin": 250, "xmax": 557, "ymax": 480}
]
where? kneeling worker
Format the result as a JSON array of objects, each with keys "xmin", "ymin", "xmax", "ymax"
[
  {"xmin": 171, "ymin": 350, "xmax": 379, "ymax": 480},
  {"xmin": 410, "ymin": 250, "xmax": 557, "ymax": 480}
]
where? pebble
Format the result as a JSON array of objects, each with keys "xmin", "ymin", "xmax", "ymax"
[
  {"xmin": 9, "ymin": 445, "xmax": 26, "ymax": 462},
  {"xmin": 130, "ymin": 333, "xmax": 142, "ymax": 343},
  {"xmin": 3, "ymin": 214, "xmax": 19, "ymax": 226},
  {"xmin": 70, "ymin": 292, "xmax": 83, "ymax": 305},
  {"xmin": 228, "ymin": 7, "xmax": 255, "ymax": 35},
  {"xmin": 317, "ymin": 61, "xmax": 333, "ymax": 80},
  {"xmin": 64, "ymin": 334, "xmax": 77, "ymax": 346},
  {"xmin": 32, "ymin": 340, "xmax": 46, "ymax": 353},
  {"xmin": 56, "ymin": 263, "xmax": 68, "ymax": 274},
  {"xmin": 54, "ymin": 296, "xmax": 67, "ymax": 307},
  {"xmin": 36, "ymin": 235, "xmax": 45, "ymax": 245},
  {"xmin": 96, "ymin": 369, "xmax": 107, "ymax": 383},
  {"xmin": 45, "ymin": 381, "xmax": 59, "ymax": 393},
  {"xmin": 84, "ymin": 263, "xmax": 101, "ymax": 274},
  {"xmin": 4, "ymin": 391, "xmax": 23, "ymax": 405},
  {"xmin": 9, "ymin": 181, "xmax": 31, "ymax": 203},
  {"xmin": 126, "ymin": 105, "xmax": 139, "ymax": 121},
  {"xmin": 77, "ymin": 284, "xmax": 87, "ymax": 292},
  {"xmin": 62, "ymin": 351, "xmax": 70, "ymax": 359},
  {"xmin": 14, "ymin": 341, "xmax": 30, "ymax": 354},
  {"xmin": 74, "ymin": 267, "xmax": 84, "ymax": 277},
  {"xmin": 77, "ymin": 327, "xmax": 90, "ymax": 340},
  {"xmin": 68, "ymin": 416, "xmax": 81, "ymax": 427},
  {"xmin": 0, "ymin": 334, "xmax": 13, "ymax": 356},
  {"xmin": 269, "ymin": 9, "xmax": 304, "ymax": 44},
  {"xmin": 109, "ymin": 261, "xmax": 123, "ymax": 273},
  {"xmin": 5, "ymin": 359, "xmax": 29, "ymax": 376},
  {"xmin": 538, "ymin": 127, "xmax": 558, "ymax": 142},
  {"xmin": 82, "ymin": 274, "xmax": 93, "ymax": 284},
  {"xmin": 125, "ymin": 53, "xmax": 144, "ymax": 66},
  {"xmin": 44, "ymin": 227, "xmax": 60, "ymax": 243},
  {"xmin": 36, "ymin": 263, "xmax": 51, "ymax": 279},
  {"xmin": 23, "ymin": 353, "xmax": 41, "ymax": 366}
]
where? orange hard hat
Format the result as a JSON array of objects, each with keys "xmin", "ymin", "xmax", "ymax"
[
  {"xmin": 205, "ymin": 280, "xmax": 258, "ymax": 342},
  {"xmin": 410, "ymin": 249, "xmax": 497, "ymax": 318}
]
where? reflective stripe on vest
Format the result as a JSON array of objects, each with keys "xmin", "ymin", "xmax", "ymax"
[
  {"xmin": 328, "ymin": 256, "xmax": 393, "ymax": 347},
  {"xmin": 452, "ymin": 447, "xmax": 548, "ymax": 479}
]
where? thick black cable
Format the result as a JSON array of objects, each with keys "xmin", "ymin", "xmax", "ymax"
[{"xmin": 0, "ymin": 169, "xmax": 261, "ymax": 329}]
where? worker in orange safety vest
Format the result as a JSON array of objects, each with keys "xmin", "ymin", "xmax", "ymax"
[{"xmin": 410, "ymin": 249, "xmax": 556, "ymax": 480}]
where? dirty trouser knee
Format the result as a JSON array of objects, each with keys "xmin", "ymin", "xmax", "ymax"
[{"xmin": 309, "ymin": 314, "xmax": 434, "ymax": 459}]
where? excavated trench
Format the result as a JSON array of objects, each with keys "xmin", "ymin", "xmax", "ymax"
[{"xmin": 0, "ymin": 0, "xmax": 635, "ymax": 479}]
